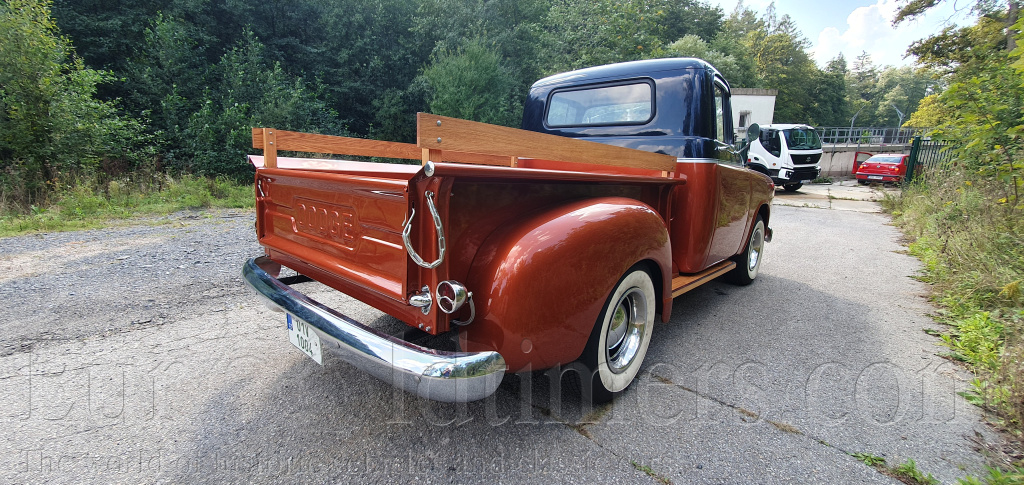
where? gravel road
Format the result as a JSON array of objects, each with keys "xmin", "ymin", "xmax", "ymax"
[{"xmin": 0, "ymin": 188, "xmax": 995, "ymax": 484}]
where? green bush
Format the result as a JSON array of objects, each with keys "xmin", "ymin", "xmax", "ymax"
[{"xmin": 0, "ymin": 0, "xmax": 152, "ymax": 207}]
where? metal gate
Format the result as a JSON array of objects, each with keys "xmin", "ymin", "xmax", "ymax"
[{"xmin": 906, "ymin": 136, "xmax": 958, "ymax": 182}]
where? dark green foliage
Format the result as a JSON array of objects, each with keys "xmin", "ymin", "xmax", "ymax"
[
  {"xmin": 180, "ymin": 32, "xmax": 342, "ymax": 179},
  {"xmin": 7, "ymin": 0, "xmax": 924, "ymax": 207},
  {"xmin": 422, "ymin": 40, "xmax": 522, "ymax": 127},
  {"xmin": 0, "ymin": 0, "xmax": 150, "ymax": 206},
  {"xmin": 808, "ymin": 55, "xmax": 850, "ymax": 126}
]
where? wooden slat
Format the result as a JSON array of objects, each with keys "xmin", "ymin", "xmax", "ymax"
[
  {"xmin": 252, "ymin": 128, "xmax": 421, "ymax": 160},
  {"xmin": 416, "ymin": 113, "xmax": 676, "ymax": 173},
  {"xmin": 260, "ymin": 128, "xmax": 277, "ymax": 169},
  {"xmin": 251, "ymin": 128, "xmax": 515, "ymax": 167},
  {"xmin": 671, "ymin": 261, "xmax": 736, "ymax": 298}
]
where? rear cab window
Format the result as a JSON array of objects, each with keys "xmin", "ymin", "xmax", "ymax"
[{"xmin": 546, "ymin": 81, "xmax": 654, "ymax": 127}]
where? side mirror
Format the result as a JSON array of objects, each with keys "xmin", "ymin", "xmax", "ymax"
[{"xmin": 746, "ymin": 123, "xmax": 760, "ymax": 142}]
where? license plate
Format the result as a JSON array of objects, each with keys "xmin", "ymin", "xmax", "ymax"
[
  {"xmin": 801, "ymin": 179, "xmax": 812, "ymax": 183},
  {"xmin": 868, "ymin": 175, "xmax": 883, "ymax": 180},
  {"xmin": 287, "ymin": 314, "xmax": 323, "ymax": 365}
]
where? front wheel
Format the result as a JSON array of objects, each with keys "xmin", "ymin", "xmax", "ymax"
[
  {"xmin": 783, "ymin": 183, "xmax": 802, "ymax": 192},
  {"xmin": 581, "ymin": 267, "xmax": 656, "ymax": 403},
  {"xmin": 728, "ymin": 216, "xmax": 765, "ymax": 285}
]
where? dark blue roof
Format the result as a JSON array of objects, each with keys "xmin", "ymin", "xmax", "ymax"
[{"xmin": 531, "ymin": 58, "xmax": 716, "ymax": 89}]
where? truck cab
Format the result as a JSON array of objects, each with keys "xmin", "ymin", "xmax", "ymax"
[
  {"xmin": 523, "ymin": 58, "xmax": 743, "ymax": 164},
  {"xmin": 522, "ymin": 58, "xmax": 772, "ymax": 274},
  {"xmin": 746, "ymin": 124, "xmax": 823, "ymax": 191}
]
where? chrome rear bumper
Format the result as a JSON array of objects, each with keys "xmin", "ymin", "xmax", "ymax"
[{"xmin": 242, "ymin": 257, "xmax": 506, "ymax": 402}]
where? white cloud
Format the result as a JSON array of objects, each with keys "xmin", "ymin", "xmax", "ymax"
[
  {"xmin": 810, "ymin": 0, "xmax": 966, "ymax": 68},
  {"xmin": 812, "ymin": 0, "xmax": 902, "ymax": 66}
]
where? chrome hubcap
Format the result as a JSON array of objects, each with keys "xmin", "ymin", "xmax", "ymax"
[
  {"xmin": 748, "ymin": 225, "xmax": 764, "ymax": 272},
  {"xmin": 605, "ymin": 287, "xmax": 647, "ymax": 373}
]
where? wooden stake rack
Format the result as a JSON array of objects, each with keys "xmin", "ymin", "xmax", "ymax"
[{"xmin": 252, "ymin": 113, "xmax": 676, "ymax": 175}]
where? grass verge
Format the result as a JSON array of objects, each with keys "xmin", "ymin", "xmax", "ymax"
[
  {"xmin": 0, "ymin": 175, "xmax": 254, "ymax": 237},
  {"xmin": 883, "ymin": 170, "xmax": 1023, "ymax": 473}
]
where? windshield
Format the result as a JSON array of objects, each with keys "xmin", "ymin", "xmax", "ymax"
[
  {"xmin": 783, "ymin": 128, "xmax": 821, "ymax": 150},
  {"xmin": 867, "ymin": 155, "xmax": 904, "ymax": 164}
]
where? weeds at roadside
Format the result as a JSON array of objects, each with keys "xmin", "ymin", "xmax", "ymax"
[
  {"xmin": 851, "ymin": 452, "xmax": 887, "ymax": 467},
  {"xmin": 885, "ymin": 169, "xmax": 1024, "ymax": 474},
  {"xmin": 892, "ymin": 459, "xmax": 941, "ymax": 485},
  {"xmin": 630, "ymin": 461, "xmax": 671, "ymax": 485},
  {"xmin": 849, "ymin": 453, "xmax": 941, "ymax": 484},
  {"xmin": 0, "ymin": 175, "xmax": 254, "ymax": 237},
  {"xmin": 957, "ymin": 465, "xmax": 1024, "ymax": 484}
]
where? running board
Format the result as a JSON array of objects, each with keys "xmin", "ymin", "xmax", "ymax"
[{"xmin": 671, "ymin": 261, "xmax": 736, "ymax": 298}]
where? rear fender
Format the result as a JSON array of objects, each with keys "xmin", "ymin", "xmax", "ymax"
[{"xmin": 460, "ymin": 197, "xmax": 672, "ymax": 372}]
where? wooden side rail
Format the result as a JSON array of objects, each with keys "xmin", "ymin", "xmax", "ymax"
[
  {"xmin": 254, "ymin": 112, "xmax": 676, "ymax": 175},
  {"xmin": 416, "ymin": 113, "xmax": 677, "ymax": 173},
  {"xmin": 252, "ymin": 128, "xmax": 420, "ymax": 169},
  {"xmin": 252, "ymin": 127, "xmax": 510, "ymax": 169}
]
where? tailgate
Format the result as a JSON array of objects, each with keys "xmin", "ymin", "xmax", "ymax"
[{"xmin": 255, "ymin": 166, "xmax": 413, "ymax": 301}]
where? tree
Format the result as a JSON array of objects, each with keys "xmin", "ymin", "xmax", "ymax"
[
  {"xmin": 541, "ymin": 0, "xmax": 673, "ymax": 72},
  {"xmin": 421, "ymin": 40, "xmax": 522, "ymax": 127},
  {"xmin": 180, "ymin": 31, "xmax": 340, "ymax": 179},
  {"xmin": 903, "ymin": 4, "xmax": 1024, "ymax": 208},
  {"xmin": 807, "ymin": 55, "xmax": 849, "ymax": 126},
  {"xmin": 660, "ymin": 0, "xmax": 725, "ymax": 45},
  {"xmin": 742, "ymin": 4, "xmax": 821, "ymax": 123},
  {"xmin": 874, "ymin": 66, "xmax": 937, "ymax": 126},
  {"xmin": 0, "ymin": 0, "xmax": 147, "ymax": 205},
  {"xmin": 412, "ymin": 0, "xmax": 548, "ymax": 129},
  {"xmin": 663, "ymin": 35, "xmax": 751, "ymax": 87},
  {"xmin": 895, "ymin": 0, "xmax": 1019, "ymax": 51}
]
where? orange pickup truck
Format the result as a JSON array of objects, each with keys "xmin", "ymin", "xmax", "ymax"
[{"xmin": 243, "ymin": 58, "xmax": 774, "ymax": 403}]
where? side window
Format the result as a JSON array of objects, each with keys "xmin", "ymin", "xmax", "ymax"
[
  {"xmin": 713, "ymin": 84, "xmax": 726, "ymax": 143},
  {"xmin": 761, "ymin": 129, "xmax": 781, "ymax": 157}
]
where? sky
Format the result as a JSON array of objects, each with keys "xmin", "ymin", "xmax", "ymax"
[{"xmin": 704, "ymin": 0, "xmax": 975, "ymax": 68}]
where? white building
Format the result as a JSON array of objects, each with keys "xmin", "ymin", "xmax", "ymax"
[{"xmin": 732, "ymin": 88, "xmax": 777, "ymax": 138}]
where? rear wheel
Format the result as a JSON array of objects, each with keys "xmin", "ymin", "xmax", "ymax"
[
  {"xmin": 728, "ymin": 216, "xmax": 765, "ymax": 285},
  {"xmin": 783, "ymin": 183, "xmax": 802, "ymax": 192},
  {"xmin": 581, "ymin": 267, "xmax": 656, "ymax": 403}
]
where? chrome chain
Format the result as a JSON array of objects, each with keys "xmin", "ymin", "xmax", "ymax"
[{"xmin": 402, "ymin": 191, "xmax": 446, "ymax": 269}]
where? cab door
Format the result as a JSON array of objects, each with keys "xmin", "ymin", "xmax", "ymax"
[{"xmin": 707, "ymin": 77, "xmax": 754, "ymax": 266}]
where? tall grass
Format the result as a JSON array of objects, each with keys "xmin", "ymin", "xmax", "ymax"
[
  {"xmin": 884, "ymin": 169, "xmax": 1024, "ymax": 437},
  {"xmin": 0, "ymin": 174, "xmax": 254, "ymax": 236}
]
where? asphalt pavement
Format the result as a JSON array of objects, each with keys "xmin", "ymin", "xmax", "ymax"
[{"xmin": 0, "ymin": 184, "xmax": 992, "ymax": 484}]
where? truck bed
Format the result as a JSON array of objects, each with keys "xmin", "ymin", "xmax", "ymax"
[{"xmin": 249, "ymin": 115, "xmax": 679, "ymax": 334}]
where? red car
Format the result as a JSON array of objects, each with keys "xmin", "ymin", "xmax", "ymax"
[{"xmin": 855, "ymin": 153, "xmax": 911, "ymax": 184}]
